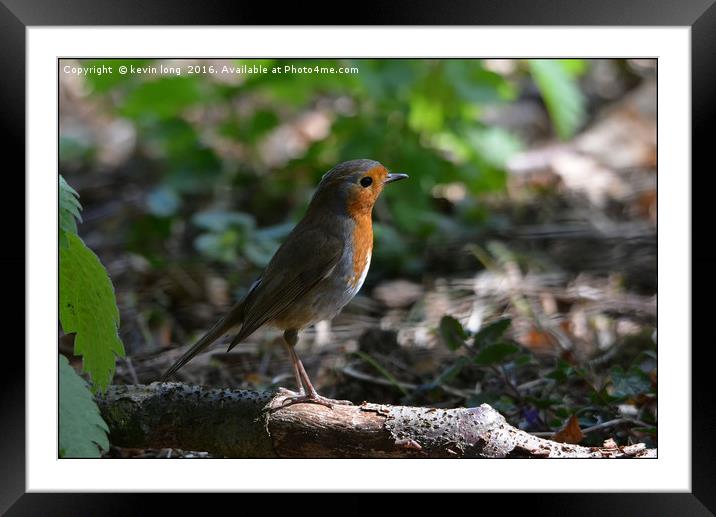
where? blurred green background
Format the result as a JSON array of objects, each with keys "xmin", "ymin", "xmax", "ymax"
[{"xmin": 60, "ymin": 59, "xmax": 594, "ymax": 276}]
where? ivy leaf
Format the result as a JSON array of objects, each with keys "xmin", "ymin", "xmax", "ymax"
[
  {"xmin": 473, "ymin": 342, "xmax": 520, "ymax": 366},
  {"xmin": 59, "ymin": 355, "xmax": 109, "ymax": 458},
  {"xmin": 59, "ymin": 175, "xmax": 82, "ymax": 249},
  {"xmin": 473, "ymin": 318, "xmax": 512, "ymax": 349},
  {"xmin": 438, "ymin": 315, "xmax": 467, "ymax": 351},
  {"xmin": 546, "ymin": 358, "xmax": 575, "ymax": 383},
  {"xmin": 528, "ymin": 59, "xmax": 586, "ymax": 139},
  {"xmin": 609, "ymin": 366, "xmax": 652, "ymax": 399},
  {"xmin": 60, "ymin": 232, "xmax": 125, "ymax": 393}
]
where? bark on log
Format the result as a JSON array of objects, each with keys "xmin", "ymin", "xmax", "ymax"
[{"xmin": 97, "ymin": 382, "xmax": 657, "ymax": 458}]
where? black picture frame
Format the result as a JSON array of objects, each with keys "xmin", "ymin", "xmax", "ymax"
[{"xmin": 3, "ymin": 0, "xmax": 712, "ymax": 513}]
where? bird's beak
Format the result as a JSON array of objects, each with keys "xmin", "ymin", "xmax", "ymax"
[{"xmin": 384, "ymin": 173, "xmax": 409, "ymax": 184}]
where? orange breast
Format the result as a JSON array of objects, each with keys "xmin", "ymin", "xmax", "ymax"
[{"xmin": 350, "ymin": 213, "xmax": 373, "ymax": 288}]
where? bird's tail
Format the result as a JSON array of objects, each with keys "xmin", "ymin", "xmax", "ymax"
[{"xmin": 160, "ymin": 302, "xmax": 244, "ymax": 381}]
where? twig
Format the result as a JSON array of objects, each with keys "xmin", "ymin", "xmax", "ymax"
[
  {"xmin": 516, "ymin": 378, "xmax": 549, "ymax": 391},
  {"xmin": 124, "ymin": 357, "xmax": 139, "ymax": 385},
  {"xmin": 342, "ymin": 365, "xmax": 419, "ymax": 391},
  {"xmin": 581, "ymin": 417, "xmax": 650, "ymax": 435}
]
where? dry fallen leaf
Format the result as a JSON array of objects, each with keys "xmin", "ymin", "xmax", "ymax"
[
  {"xmin": 519, "ymin": 326, "xmax": 555, "ymax": 353},
  {"xmin": 552, "ymin": 414, "xmax": 585, "ymax": 444}
]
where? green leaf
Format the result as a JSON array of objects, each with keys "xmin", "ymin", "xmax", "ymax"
[
  {"xmin": 473, "ymin": 342, "xmax": 520, "ymax": 366},
  {"xmin": 59, "ymin": 355, "xmax": 109, "ymax": 458},
  {"xmin": 590, "ymin": 387, "xmax": 621, "ymax": 405},
  {"xmin": 60, "ymin": 233, "xmax": 125, "ymax": 393},
  {"xmin": 473, "ymin": 318, "xmax": 512, "ymax": 348},
  {"xmin": 546, "ymin": 358, "xmax": 575, "ymax": 383},
  {"xmin": 438, "ymin": 315, "xmax": 467, "ymax": 351},
  {"xmin": 609, "ymin": 366, "xmax": 652, "ymax": 399},
  {"xmin": 514, "ymin": 353, "xmax": 535, "ymax": 366},
  {"xmin": 59, "ymin": 175, "xmax": 83, "ymax": 248},
  {"xmin": 528, "ymin": 59, "xmax": 586, "ymax": 139}
]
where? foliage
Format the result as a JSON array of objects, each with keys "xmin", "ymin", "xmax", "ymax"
[
  {"xmin": 60, "ymin": 233, "xmax": 126, "ymax": 393},
  {"xmin": 437, "ymin": 315, "xmax": 467, "ymax": 351},
  {"xmin": 528, "ymin": 59, "xmax": 587, "ymax": 139},
  {"xmin": 192, "ymin": 210, "xmax": 293, "ymax": 266},
  {"xmin": 59, "ymin": 175, "xmax": 125, "ymax": 457},
  {"xmin": 429, "ymin": 316, "xmax": 656, "ymax": 447},
  {"xmin": 64, "ymin": 58, "xmax": 588, "ymax": 274},
  {"xmin": 59, "ymin": 355, "xmax": 110, "ymax": 458},
  {"xmin": 59, "ymin": 175, "xmax": 82, "ymax": 248},
  {"xmin": 59, "ymin": 176, "xmax": 125, "ymax": 393},
  {"xmin": 472, "ymin": 318, "xmax": 513, "ymax": 349}
]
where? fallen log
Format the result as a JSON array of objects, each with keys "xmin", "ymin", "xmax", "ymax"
[{"xmin": 97, "ymin": 382, "xmax": 656, "ymax": 458}]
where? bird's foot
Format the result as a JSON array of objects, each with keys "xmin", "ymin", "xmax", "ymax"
[{"xmin": 270, "ymin": 393, "xmax": 354, "ymax": 411}]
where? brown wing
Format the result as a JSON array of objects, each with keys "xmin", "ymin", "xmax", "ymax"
[{"xmin": 226, "ymin": 227, "xmax": 343, "ymax": 350}]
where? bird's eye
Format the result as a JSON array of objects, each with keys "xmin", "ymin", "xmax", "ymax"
[{"xmin": 360, "ymin": 176, "xmax": 373, "ymax": 188}]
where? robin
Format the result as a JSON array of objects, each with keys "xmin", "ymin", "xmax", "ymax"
[{"xmin": 161, "ymin": 159, "xmax": 408, "ymax": 408}]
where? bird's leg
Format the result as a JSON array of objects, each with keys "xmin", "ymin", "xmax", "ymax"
[
  {"xmin": 281, "ymin": 333, "xmax": 304, "ymax": 395},
  {"xmin": 272, "ymin": 329, "xmax": 353, "ymax": 411},
  {"xmin": 293, "ymin": 349, "xmax": 323, "ymax": 399}
]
